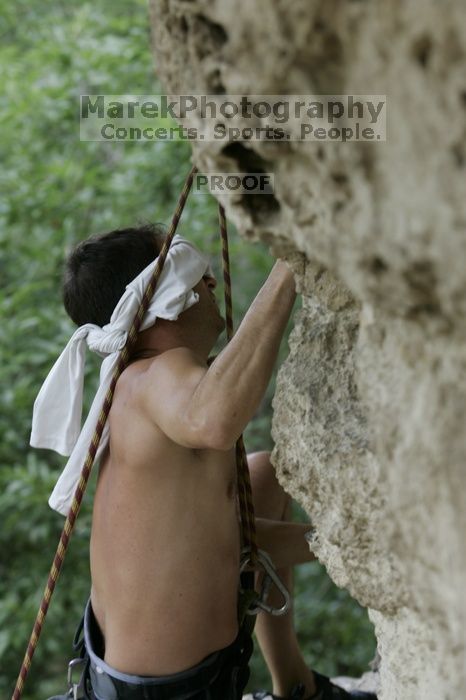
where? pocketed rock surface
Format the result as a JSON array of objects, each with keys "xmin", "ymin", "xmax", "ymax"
[{"xmin": 150, "ymin": 2, "xmax": 466, "ymax": 697}]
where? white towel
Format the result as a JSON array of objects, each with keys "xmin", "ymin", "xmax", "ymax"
[{"xmin": 30, "ymin": 234, "xmax": 215, "ymax": 516}]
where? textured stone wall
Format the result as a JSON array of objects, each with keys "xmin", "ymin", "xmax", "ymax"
[{"xmin": 149, "ymin": 2, "xmax": 466, "ymax": 698}]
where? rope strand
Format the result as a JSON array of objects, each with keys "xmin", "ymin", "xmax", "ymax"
[
  {"xmin": 12, "ymin": 170, "xmax": 257, "ymax": 698},
  {"xmin": 219, "ymin": 204, "xmax": 258, "ymax": 565},
  {"xmin": 13, "ymin": 165, "xmax": 198, "ymax": 698}
]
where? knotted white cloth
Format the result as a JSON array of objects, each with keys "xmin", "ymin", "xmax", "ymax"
[{"xmin": 30, "ymin": 234, "xmax": 214, "ymax": 516}]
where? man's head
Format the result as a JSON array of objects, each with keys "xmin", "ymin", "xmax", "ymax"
[{"xmin": 63, "ymin": 224, "xmax": 166, "ymax": 327}]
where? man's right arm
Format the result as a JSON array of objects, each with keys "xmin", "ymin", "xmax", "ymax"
[
  {"xmin": 141, "ymin": 260, "xmax": 297, "ymax": 450},
  {"xmin": 187, "ymin": 260, "xmax": 297, "ymax": 449}
]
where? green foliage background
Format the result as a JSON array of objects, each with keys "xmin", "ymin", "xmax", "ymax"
[{"xmin": 0, "ymin": 2, "xmax": 376, "ymax": 697}]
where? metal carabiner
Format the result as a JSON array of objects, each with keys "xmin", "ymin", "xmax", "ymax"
[
  {"xmin": 239, "ymin": 547, "xmax": 291, "ymax": 616},
  {"xmin": 67, "ymin": 657, "xmax": 86, "ymax": 700}
]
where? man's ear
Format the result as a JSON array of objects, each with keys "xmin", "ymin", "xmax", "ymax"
[{"xmin": 203, "ymin": 274, "xmax": 217, "ymax": 290}]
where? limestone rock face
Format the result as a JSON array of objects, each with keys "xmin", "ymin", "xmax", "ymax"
[{"xmin": 150, "ymin": 2, "xmax": 466, "ymax": 698}]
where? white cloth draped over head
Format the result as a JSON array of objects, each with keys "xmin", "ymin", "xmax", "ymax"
[{"xmin": 30, "ymin": 234, "xmax": 215, "ymax": 516}]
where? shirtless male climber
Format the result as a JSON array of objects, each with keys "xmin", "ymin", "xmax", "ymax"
[{"xmin": 36, "ymin": 224, "xmax": 377, "ymax": 700}]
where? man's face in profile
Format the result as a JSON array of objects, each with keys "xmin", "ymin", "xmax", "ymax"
[{"xmin": 192, "ymin": 274, "xmax": 225, "ymax": 335}]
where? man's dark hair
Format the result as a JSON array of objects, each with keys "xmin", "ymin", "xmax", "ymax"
[{"xmin": 63, "ymin": 223, "xmax": 166, "ymax": 326}]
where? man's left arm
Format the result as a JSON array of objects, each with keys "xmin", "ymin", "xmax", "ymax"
[{"xmin": 254, "ymin": 517, "xmax": 316, "ymax": 569}]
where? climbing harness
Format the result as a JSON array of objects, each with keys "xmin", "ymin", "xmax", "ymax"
[{"xmin": 12, "ymin": 165, "xmax": 289, "ymax": 700}]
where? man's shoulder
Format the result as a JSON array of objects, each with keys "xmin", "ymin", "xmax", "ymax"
[
  {"xmin": 121, "ymin": 347, "xmax": 204, "ymax": 381},
  {"xmin": 120, "ymin": 346, "xmax": 207, "ymax": 408},
  {"xmin": 147, "ymin": 346, "xmax": 205, "ymax": 370},
  {"xmin": 118, "ymin": 347, "xmax": 211, "ymax": 447}
]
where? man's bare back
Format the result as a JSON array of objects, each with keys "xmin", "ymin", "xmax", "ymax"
[{"xmin": 90, "ymin": 352, "xmax": 242, "ymax": 676}]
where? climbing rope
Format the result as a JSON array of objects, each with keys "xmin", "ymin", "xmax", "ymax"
[
  {"xmin": 218, "ymin": 203, "xmax": 258, "ymax": 565},
  {"xmin": 12, "ymin": 165, "xmax": 258, "ymax": 699}
]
